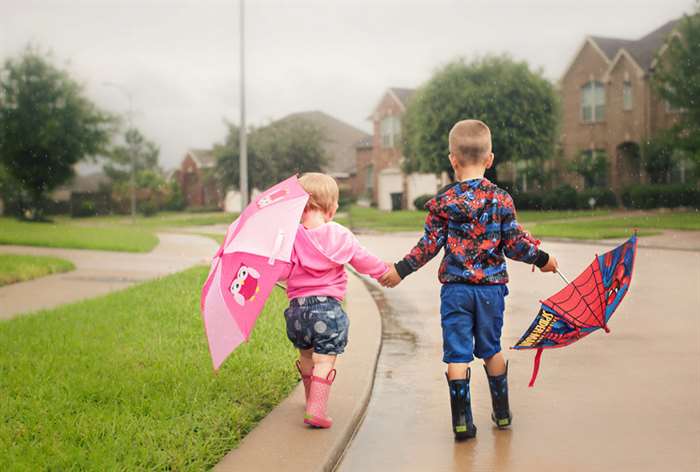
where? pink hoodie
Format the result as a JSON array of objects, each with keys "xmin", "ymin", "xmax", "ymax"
[{"xmin": 285, "ymin": 222, "xmax": 388, "ymax": 301}]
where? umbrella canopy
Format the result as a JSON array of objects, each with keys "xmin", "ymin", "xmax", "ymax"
[
  {"xmin": 513, "ymin": 234, "xmax": 638, "ymax": 386},
  {"xmin": 200, "ymin": 175, "xmax": 309, "ymax": 370}
]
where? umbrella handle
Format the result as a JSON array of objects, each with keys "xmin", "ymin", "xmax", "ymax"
[
  {"xmin": 556, "ymin": 270, "xmax": 570, "ymax": 285},
  {"xmin": 268, "ymin": 230, "xmax": 284, "ymax": 265}
]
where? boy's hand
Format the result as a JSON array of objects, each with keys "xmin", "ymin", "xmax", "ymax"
[
  {"xmin": 539, "ymin": 255, "xmax": 558, "ymax": 273},
  {"xmin": 379, "ymin": 265, "xmax": 402, "ymax": 288}
]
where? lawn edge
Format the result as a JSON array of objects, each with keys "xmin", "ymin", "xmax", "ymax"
[{"xmin": 214, "ymin": 272, "xmax": 383, "ymax": 472}]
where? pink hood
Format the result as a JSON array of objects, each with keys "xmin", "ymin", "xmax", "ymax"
[{"xmin": 285, "ymin": 222, "xmax": 387, "ymax": 301}]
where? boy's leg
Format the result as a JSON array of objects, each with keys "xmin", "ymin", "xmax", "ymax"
[
  {"xmin": 447, "ymin": 362, "xmax": 469, "ymax": 380},
  {"xmin": 484, "ymin": 351, "xmax": 506, "ymax": 376},
  {"xmin": 473, "ymin": 285, "xmax": 512, "ymax": 428},
  {"xmin": 441, "ymin": 284, "xmax": 477, "ymax": 439}
]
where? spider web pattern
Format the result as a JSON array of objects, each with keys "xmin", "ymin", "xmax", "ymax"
[{"xmin": 542, "ymin": 258, "xmax": 607, "ymax": 330}]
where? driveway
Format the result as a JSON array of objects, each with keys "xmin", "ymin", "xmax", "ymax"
[{"xmin": 339, "ymin": 235, "xmax": 700, "ymax": 472}]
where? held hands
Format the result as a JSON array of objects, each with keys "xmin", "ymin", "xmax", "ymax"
[
  {"xmin": 539, "ymin": 255, "xmax": 558, "ymax": 273},
  {"xmin": 379, "ymin": 263, "xmax": 402, "ymax": 288}
]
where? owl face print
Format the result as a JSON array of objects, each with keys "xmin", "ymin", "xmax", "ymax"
[{"xmin": 230, "ymin": 264, "xmax": 261, "ymax": 306}]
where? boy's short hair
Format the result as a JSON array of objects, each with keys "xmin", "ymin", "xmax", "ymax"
[
  {"xmin": 298, "ymin": 172, "xmax": 339, "ymax": 213},
  {"xmin": 448, "ymin": 119, "xmax": 492, "ymax": 166}
]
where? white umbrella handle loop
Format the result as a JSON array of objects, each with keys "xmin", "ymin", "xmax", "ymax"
[{"xmin": 268, "ymin": 230, "xmax": 284, "ymax": 265}]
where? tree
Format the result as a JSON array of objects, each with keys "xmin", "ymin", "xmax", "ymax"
[
  {"xmin": 570, "ymin": 150, "xmax": 608, "ymax": 188},
  {"xmin": 402, "ymin": 56, "xmax": 559, "ymax": 186},
  {"xmin": 0, "ymin": 47, "xmax": 113, "ymax": 220},
  {"xmin": 653, "ymin": 4, "xmax": 700, "ymax": 165},
  {"xmin": 215, "ymin": 118, "xmax": 327, "ymax": 194},
  {"xmin": 104, "ymin": 128, "xmax": 166, "ymax": 215}
]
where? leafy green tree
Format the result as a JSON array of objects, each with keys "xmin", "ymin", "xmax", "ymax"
[
  {"xmin": 0, "ymin": 47, "xmax": 113, "ymax": 220},
  {"xmin": 653, "ymin": 4, "xmax": 700, "ymax": 165},
  {"xmin": 104, "ymin": 128, "xmax": 160, "ymax": 182},
  {"xmin": 570, "ymin": 151, "xmax": 608, "ymax": 188},
  {"xmin": 104, "ymin": 127, "xmax": 164, "ymax": 215},
  {"xmin": 642, "ymin": 131, "xmax": 676, "ymax": 184},
  {"xmin": 215, "ymin": 119, "xmax": 327, "ymax": 193},
  {"xmin": 402, "ymin": 55, "xmax": 559, "ymax": 185}
]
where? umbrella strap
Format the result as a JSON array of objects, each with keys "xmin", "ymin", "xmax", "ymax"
[{"xmin": 528, "ymin": 348, "xmax": 544, "ymax": 388}]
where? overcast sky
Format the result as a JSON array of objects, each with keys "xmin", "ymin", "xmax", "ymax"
[{"xmin": 0, "ymin": 0, "xmax": 693, "ymax": 170}]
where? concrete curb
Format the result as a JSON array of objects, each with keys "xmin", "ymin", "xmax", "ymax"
[{"xmin": 214, "ymin": 273, "xmax": 382, "ymax": 472}]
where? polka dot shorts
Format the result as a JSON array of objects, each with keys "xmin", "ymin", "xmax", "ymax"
[{"xmin": 284, "ymin": 296, "xmax": 349, "ymax": 356}]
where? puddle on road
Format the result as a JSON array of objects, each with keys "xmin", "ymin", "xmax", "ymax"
[{"xmin": 360, "ymin": 279, "xmax": 417, "ymax": 380}]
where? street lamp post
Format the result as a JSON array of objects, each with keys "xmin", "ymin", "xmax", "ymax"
[
  {"xmin": 239, "ymin": 0, "xmax": 248, "ymax": 208},
  {"xmin": 103, "ymin": 82, "xmax": 137, "ymax": 221}
]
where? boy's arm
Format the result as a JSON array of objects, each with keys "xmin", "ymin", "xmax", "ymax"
[
  {"xmin": 393, "ymin": 209, "xmax": 448, "ymax": 280},
  {"xmin": 500, "ymin": 194, "xmax": 550, "ymax": 268}
]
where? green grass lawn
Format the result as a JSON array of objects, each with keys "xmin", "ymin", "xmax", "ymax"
[
  {"xmin": 530, "ymin": 212, "xmax": 700, "ymax": 240},
  {"xmin": 0, "ymin": 217, "xmax": 159, "ymax": 252},
  {"xmin": 75, "ymin": 211, "xmax": 236, "ymax": 230},
  {"xmin": 0, "ymin": 266, "xmax": 297, "ymax": 471},
  {"xmin": 0, "ymin": 254, "xmax": 75, "ymax": 286},
  {"xmin": 345, "ymin": 205, "xmax": 613, "ymax": 232}
]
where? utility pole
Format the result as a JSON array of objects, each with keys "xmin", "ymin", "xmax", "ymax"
[
  {"xmin": 239, "ymin": 0, "xmax": 248, "ymax": 208},
  {"xmin": 103, "ymin": 82, "xmax": 136, "ymax": 222}
]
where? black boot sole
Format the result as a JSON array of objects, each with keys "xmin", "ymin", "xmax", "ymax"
[
  {"xmin": 491, "ymin": 413, "xmax": 512, "ymax": 429},
  {"xmin": 454, "ymin": 424, "xmax": 477, "ymax": 440}
]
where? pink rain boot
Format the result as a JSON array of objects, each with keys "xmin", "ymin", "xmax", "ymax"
[
  {"xmin": 304, "ymin": 370, "xmax": 336, "ymax": 428},
  {"xmin": 295, "ymin": 360, "xmax": 312, "ymax": 402}
]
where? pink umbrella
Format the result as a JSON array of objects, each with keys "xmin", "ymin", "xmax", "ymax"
[{"xmin": 200, "ymin": 175, "xmax": 309, "ymax": 370}]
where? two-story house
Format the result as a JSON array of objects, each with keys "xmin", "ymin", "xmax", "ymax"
[
  {"xmin": 355, "ymin": 87, "xmax": 440, "ymax": 210},
  {"xmin": 178, "ymin": 149, "xmax": 220, "ymax": 208},
  {"xmin": 560, "ymin": 18, "xmax": 682, "ymax": 191}
]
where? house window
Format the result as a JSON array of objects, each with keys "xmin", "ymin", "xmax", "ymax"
[
  {"xmin": 579, "ymin": 149, "xmax": 608, "ymax": 188},
  {"xmin": 623, "ymin": 81, "xmax": 633, "ymax": 111},
  {"xmin": 365, "ymin": 164, "xmax": 374, "ymax": 189},
  {"xmin": 380, "ymin": 116, "xmax": 401, "ymax": 148},
  {"xmin": 581, "ymin": 81, "xmax": 605, "ymax": 123}
]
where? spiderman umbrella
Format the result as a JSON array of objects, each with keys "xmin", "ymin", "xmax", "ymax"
[{"xmin": 512, "ymin": 233, "xmax": 638, "ymax": 387}]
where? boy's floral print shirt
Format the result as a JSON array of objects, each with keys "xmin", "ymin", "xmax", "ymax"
[{"xmin": 395, "ymin": 178, "xmax": 549, "ymax": 285}]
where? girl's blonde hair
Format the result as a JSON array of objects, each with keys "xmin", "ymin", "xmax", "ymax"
[{"xmin": 298, "ymin": 172, "xmax": 339, "ymax": 213}]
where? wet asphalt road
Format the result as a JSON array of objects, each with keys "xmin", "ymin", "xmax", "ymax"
[{"xmin": 338, "ymin": 234, "xmax": 700, "ymax": 472}]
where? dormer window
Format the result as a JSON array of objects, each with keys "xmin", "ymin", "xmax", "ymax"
[
  {"xmin": 380, "ymin": 115, "xmax": 401, "ymax": 148},
  {"xmin": 623, "ymin": 81, "xmax": 633, "ymax": 111},
  {"xmin": 581, "ymin": 81, "xmax": 605, "ymax": 123}
]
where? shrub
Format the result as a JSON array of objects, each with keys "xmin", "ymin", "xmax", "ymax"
[
  {"xmin": 71, "ymin": 200, "xmax": 97, "ymax": 218},
  {"xmin": 576, "ymin": 188, "xmax": 618, "ymax": 209},
  {"xmin": 621, "ymin": 184, "xmax": 700, "ymax": 209},
  {"xmin": 138, "ymin": 200, "xmax": 158, "ymax": 217},
  {"xmin": 541, "ymin": 185, "xmax": 578, "ymax": 210},
  {"xmin": 338, "ymin": 188, "xmax": 356, "ymax": 210},
  {"xmin": 413, "ymin": 194, "xmax": 433, "ymax": 210},
  {"xmin": 511, "ymin": 191, "xmax": 543, "ymax": 210}
]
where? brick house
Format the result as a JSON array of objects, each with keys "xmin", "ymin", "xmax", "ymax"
[
  {"xmin": 560, "ymin": 18, "xmax": 684, "ymax": 191},
  {"xmin": 354, "ymin": 87, "xmax": 440, "ymax": 210},
  {"xmin": 178, "ymin": 149, "xmax": 221, "ymax": 208}
]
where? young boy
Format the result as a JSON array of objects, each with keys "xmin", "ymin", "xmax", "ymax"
[
  {"xmin": 285, "ymin": 173, "xmax": 388, "ymax": 428},
  {"xmin": 380, "ymin": 119, "xmax": 558, "ymax": 439}
]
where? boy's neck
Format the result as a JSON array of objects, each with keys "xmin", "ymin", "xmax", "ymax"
[
  {"xmin": 454, "ymin": 166, "xmax": 486, "ymax": 182},
  {"xmin": 302, "ymin": 210, "xmax": 329, "ymax": 229}
]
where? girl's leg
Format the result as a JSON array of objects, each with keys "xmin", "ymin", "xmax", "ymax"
[
  {"xmin": 304, "ymin": 353, "xmax": 337, "ymax": 428},
  {"xmin": 296, "ymin": 349, "xmax": 314, "ymax": 401}
]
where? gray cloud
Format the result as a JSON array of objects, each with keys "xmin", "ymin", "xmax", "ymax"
[{"xmin": 1, "ymin": 0, "xmax": 692, "ymax": 169}]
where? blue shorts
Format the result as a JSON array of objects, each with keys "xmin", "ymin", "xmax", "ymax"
[
  {"xmin": 284, "ymin": 296, "xmax": 349, "ymax": 356},
  {"xmin": 440, "ymin": 283, "xmax": 508, "ymax": 363}
]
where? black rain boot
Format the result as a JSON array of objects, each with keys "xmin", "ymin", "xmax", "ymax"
[
  {"xmin": 446, "ymin": 369, "xmax": 477, "ymax": 440},
  {"xmin": 484, "ymin": 360, "xmax": 512, "ymax": 429}
]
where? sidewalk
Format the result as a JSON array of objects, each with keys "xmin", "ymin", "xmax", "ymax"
[
  {"xmin": 215, "ymin": 273, "xmax": 382, "ymax": 472},
  {"xmin": 0, "ymin": 232, "xmax": 218, "ymax": 320}
]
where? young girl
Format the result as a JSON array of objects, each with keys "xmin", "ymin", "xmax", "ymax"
[{"xmin": 284, "ymin": 173, "xmax": 388, "ymax": 428}]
